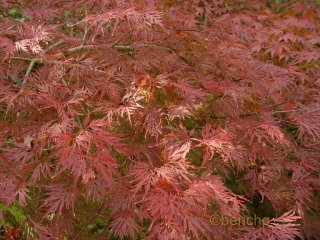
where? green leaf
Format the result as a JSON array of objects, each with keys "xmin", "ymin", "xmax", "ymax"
[
  {"xmin": 8, "ymin": 8, "xmax": 26, "ymax": 20},
  {"xmin": 8, "ymin": 205, "xmax": 26, "ymax": 222},
  {"xmin": 8, "ymin": 8, "xmax": 18, "ymax": 16},
  {"xmin": 0, "ymin": 203, "xmax": 7, "ymax": 211}
]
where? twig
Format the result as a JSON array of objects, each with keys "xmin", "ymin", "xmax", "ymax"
[
  {"xmin": 83, "ymin": 3, "xmax": 89, "ymax": 44},
  {"xmin": 272, "ymin": 109, "xmax": 300, "ymax": 114},
  {"xmin": 25, "ymin": 59, "xmax": 37, "ymax": 77},
  {"xmin": 10, "ymin": 37, "xmax": 130, "ymax": 86},
  {"xmin": 11, "ymin": 57, "xmax": 40, "ymax": 61},
  {"xmin": 19, "ymin": 40, "xmax": 66, "ymax": 87},
  {"xmin": 67, "ymin": 44, "xmax": 87, "ymax": 53},
  {"xmin": 20, "ymin": 59, "xmax": 37, "ymax": 87},
  {"xmin": 12, "ymin": 57, "xmax": 106, "ymax": 73},
  {"xmin": 44, "ymin": 40, "xmax": 65, "ymax": 53},
  {"xmin": 67, "ymin": 4, "xmax": 93, "ymax": 53}
]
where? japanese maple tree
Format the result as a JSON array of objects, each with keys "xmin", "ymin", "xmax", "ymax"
[{"xmin": 0, "ymin": 0, "xmax": 320, "ymax": 239}]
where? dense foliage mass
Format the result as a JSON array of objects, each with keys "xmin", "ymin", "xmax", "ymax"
[{"xmin": 0, "ymin": 0, "xmax": 320, "ymax": 239}]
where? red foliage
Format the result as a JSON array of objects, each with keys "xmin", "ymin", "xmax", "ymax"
[{"xmin": 0, "ymin": 0, "xmax": 320, "ymax": 239}]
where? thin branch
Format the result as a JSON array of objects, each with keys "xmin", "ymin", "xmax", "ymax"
[
  {"xmin": 272, "ymin": 109, "xmax": 299, "ymax": 113},
  {"xmin": 83, "ymin": 3, "xmax": 89, "ymax": 44},
  {"xmin": 44, "ymin": 40, "xmax": 65, "ymax": 53},
  {"xmin": 25, "ymin": 59, "xmax": 37, "ymax": 77},
  {"xmin": 11, "ymin": 57, "xmax": 39, "ymax": 61},
  {"xmin": 67, "ymin": 44, "xmax": 87, "ymax": 53},
  {"xmin": 19, "ymin": 40, "xmax": 65, "ymax": 87},
  {"xmin": 12, "ymin": 57, "xmax": 106, "ymax": 74},
  {"xmin": 20, "ymin": 58, "xmax": 38, "ymax": 87},
  {"xmin": 10, "ymin": 38, "xmax": 130, "ymax": 86}
]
